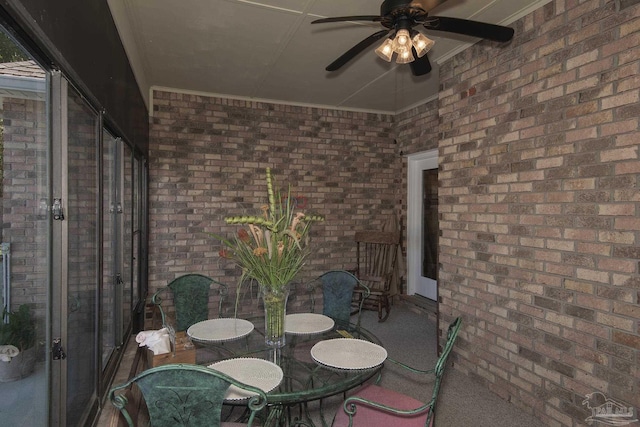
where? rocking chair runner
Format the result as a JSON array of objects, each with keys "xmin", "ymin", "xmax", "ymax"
[{"xmin": 353, "ymin": 231, "xmax": 400, "ymax": 322}]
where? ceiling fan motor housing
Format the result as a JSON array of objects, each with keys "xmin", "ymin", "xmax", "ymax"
[
  {"xmin": 380, "ymin": 0, "xmax": 428, "ymax": 29},
  {"xmin": 381, "ymin": 0, "xmax": 415, "ymax": 14}
]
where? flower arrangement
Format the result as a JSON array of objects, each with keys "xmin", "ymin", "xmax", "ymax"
[
  {"xmin": 215, "ymin": 167, "xmax": 324, "ymax": 290},
  {"xmin": 213, "ymin": 168, "xmax": 323, "ymax": 347}
]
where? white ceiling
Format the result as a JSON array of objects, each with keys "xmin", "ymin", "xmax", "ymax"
[{"xmin": 107, "ymin": 0, "xmax": 549, "ymax": 114}]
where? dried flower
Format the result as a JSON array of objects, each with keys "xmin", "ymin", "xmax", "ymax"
[
  {"xmin": 253, "ymin": 247, "xmax": 268, "ymax": 257},
  {"xmin": 238, "ymin": 228, "xmax": 251, "ymax": 243},
  {"xmin": 277, "ymin": 241, "xmax": 284, "ymax": 258},
  {"xmin": 211, "ymin": 168, "xmax": 324, "ymax": 290},
  {"xmin": 290, "ymin": 212, "xmax": 305, "ymax": 233}
]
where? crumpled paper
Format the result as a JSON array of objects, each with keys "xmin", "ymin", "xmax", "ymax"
[
  {"xmin": 0, "ymin": 345, "xmax": 20, "ymax": 362},
  {"xmin": 136, "ymin": 328, "xmax": 171, "ymax": 355}
]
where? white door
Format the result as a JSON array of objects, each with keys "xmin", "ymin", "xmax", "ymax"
[{"xmin": 407, "ymin": 150, "xmax": 438, "ymax": 300}]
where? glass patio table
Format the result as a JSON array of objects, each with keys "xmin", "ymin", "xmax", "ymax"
[{"xmin": 193, "ymin": 314, "xmax": 386, "ymax": 427}]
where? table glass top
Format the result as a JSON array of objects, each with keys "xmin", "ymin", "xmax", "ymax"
[{"xmin": 194, "ymin": 314, "xmax": 384, "ymax": 406}]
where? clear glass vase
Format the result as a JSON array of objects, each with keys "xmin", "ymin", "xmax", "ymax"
[{"xmin": 261, "ymin": 284, "xmax": 290, "ymax": 348}]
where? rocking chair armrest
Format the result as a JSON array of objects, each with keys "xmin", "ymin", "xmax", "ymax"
[
  {"xmin": 385, "ymin": 357, "xmax": 436, "ymax": 375},
  {"xmin": 383, "ymin": 271, "xmax": 395, "ymax": 288}
]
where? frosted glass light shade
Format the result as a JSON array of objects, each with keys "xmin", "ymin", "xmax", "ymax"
[
  {"xmin": 395, "ymin": 47, "xmax": 414, "ymax": 64},
  {"xmin": 412, "ymin": 33, "xmax": 434, "ymax": 57},
  {"xmin": 393, "ymin": 29, "xmax": 412, "ymax": 51},
  {"xmin": 375, "ymin": 39, "xmax": 394, "ymax": 62}
]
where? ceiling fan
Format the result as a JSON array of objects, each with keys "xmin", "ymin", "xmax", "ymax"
[{"xmin": 312, "ymin": 0, "xmax": 515, "ymax": 76}]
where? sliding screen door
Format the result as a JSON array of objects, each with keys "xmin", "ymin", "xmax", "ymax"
[
  {"xmin": 61, "ymin": 79, "xmax": 99, "ymax": 426},
  {"xmin": 0, "ymin": 29, "xmax": 50, "ymax": 426}
]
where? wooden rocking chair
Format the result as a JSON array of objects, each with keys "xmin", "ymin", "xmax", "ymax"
[{"xmin": 353, "ymin": 231, "xmax": 400, "ymax": 322}]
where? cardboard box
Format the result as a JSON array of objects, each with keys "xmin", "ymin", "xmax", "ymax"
[{"xmin": 146, "ymin": 331, "xmax": 196, "ymax": 368}]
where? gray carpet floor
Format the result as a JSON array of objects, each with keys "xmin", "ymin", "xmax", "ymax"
[{"xmin": 310, "ymin": 304, "xmax": 547, "ymax": 427}]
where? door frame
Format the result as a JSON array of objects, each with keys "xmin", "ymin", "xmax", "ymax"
[
  {"xmin": 406, "ymin": 149, "xmax": 438, "ymax": 298},
  {"xmin": 50, "ymin": 71, "xmax": 67, "ymax": 427}
]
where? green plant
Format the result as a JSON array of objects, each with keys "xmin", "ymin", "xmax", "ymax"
[
  {"xmin": 212, "ymin": 167, "xmax": 324, "ymax": 289},
  {"xmin": 0, "ymin": 304, "xmax": 36, "ymax": 351}
]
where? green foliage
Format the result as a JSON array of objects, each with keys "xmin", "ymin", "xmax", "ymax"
[
  {"xmin": 0, "ymin": 31, "xmax": 28, "ymax": 63},
  {"xmin": 0, "ymin": 304, "xmax": 36, "ymax": 350}
]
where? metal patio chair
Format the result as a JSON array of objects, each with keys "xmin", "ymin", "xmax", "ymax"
[
  {"xmin": 308, "ymin": 270, "xmax": 371, "ymax": 331},
  {"xmin": 332, "ymin": 317, "xmax": 462, "ymax": 427},
  {"xmin": 151, "ymin": 274, "xmax": 228, "ymax": 332},
  {"xmin": 109, "ymin": 363, "xmax": 267, "ymax": 427}
]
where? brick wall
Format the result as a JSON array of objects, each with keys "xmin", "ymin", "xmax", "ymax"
[
  {"xmin": 395, "ymin": 99, "xmax": 440, "ymax": 155},
  {"xmin": 1, "ymin": 97, "xmax": 48, "ymax": 323},
  {"xmin": 149, "ymin": 92, "xmax": 399, "ymax": 315},
  {"xmin": 437, "ymin": 1, "xmax": 639, "ymax": 426},
  {"xmin": 395, "ymin": 99, "xmax": 440, "ymax": 253}
]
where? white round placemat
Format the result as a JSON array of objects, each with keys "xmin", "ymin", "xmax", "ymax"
[
  {"xmin": 311, "ymin": 338, "xmax": 387, "ymax": 370},
  {"xmin": 285, "ymin": 313, "xmax": 335, "ymax": 335},
  {"xmin": 208, "ymin": 358, "xmax": 283, "ymax": 400},
  {"xmin": 187, "ymin": 318, "xmax": 254, "ymax": 342}
]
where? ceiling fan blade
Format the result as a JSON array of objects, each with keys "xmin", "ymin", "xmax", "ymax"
[
  {"xmin": 409, "ymin": 50, "xmax": 432, "ymax": 76},
  {"xmin": 312, "ymin": 16, "xmax": 381, "ymax": 24},
  {"xmin": 425, "ymin": 16, "xmax": 515, "ymax": 42},
  {"xmin": 326, "ymin": 29, "xmax": 391, "ymax": 72}
]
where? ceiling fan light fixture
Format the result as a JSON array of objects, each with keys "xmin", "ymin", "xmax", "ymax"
[
  {"xmin": 412, "ymin": 33, "xmax": 434, "ymax": 58},
  {"xmin": 375, "ymin": 38, "xmax": 394, "ymax": 62},
  {"xmin": 395, "ymin": 47, "xmax": 414, "ymax": 64},
  {"xmin": 314, "ymin": 1, "xmax": 516, "ymax": 75}
]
